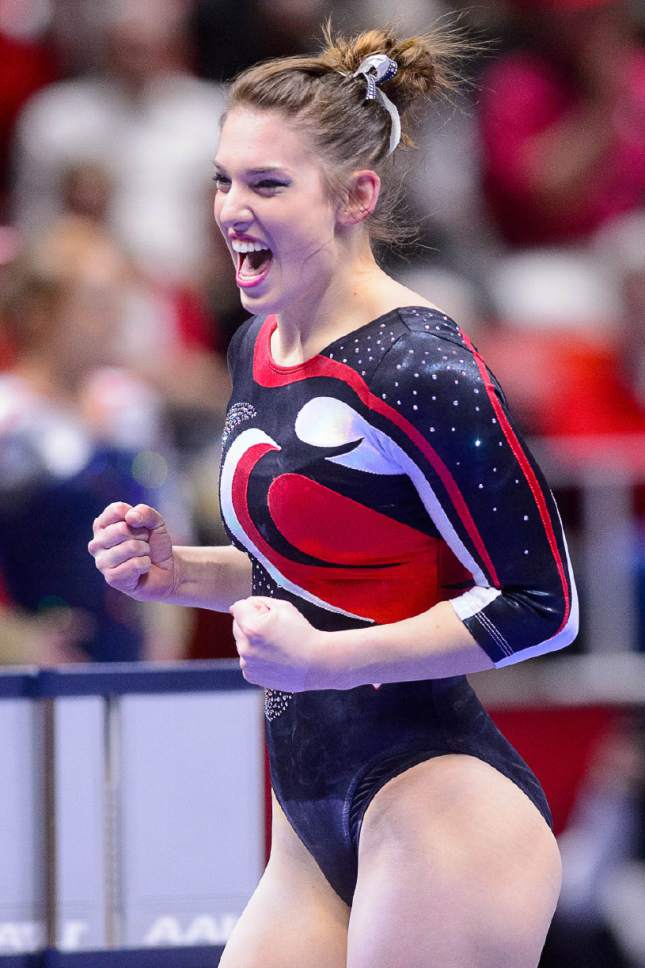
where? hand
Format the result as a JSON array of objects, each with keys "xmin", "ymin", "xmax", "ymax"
[
  {"xmin": 229, "ymin": 596, "xmax": 331, "ymax": 691},
  {"xmin": 88, "ymin": 502, "xmax": 176, "ymax": 602}
]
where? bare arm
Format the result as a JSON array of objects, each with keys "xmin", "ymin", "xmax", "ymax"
[
  {"xmin": 168, "ymin": 544, "xmax": 252, "ymax": 611},
  {"xmin": 230, "ymin": 595, "xmax": 493, "ymax": 692},
  {"xmin": 322, "ymin": 601, "xmax": 494, "ymax": 689},
  {"xmin": 89, "ymin": 502, "xmax": 251, "ymax": 612}
]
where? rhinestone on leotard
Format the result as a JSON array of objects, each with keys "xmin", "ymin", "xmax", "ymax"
[
  {"xmin": 264, "ymin": 689, "xmax": 294, "ymax": 721},
  {"xmin": 222, "ymin": 401, "xmax": 257, "ymax": 445}
]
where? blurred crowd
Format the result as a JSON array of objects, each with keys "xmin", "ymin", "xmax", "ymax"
[
  {"xmin": 0, "ymin": 0, "xmax": 644, "ymax": 963},
  {"xmin": 0, "ymin": 0, "xmax": 643, "ymax": 661},
  {"xmin": 0, "ymin": 0, "xmax": 643, "ymax": 664}
]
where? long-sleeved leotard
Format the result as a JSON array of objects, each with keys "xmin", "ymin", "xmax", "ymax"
[{"xmin": 219, "ymin": 305, "xmax": 578, "ymax": 904}]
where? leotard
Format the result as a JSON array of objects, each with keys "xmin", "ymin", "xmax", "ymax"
[{"xmin": 219, "ymin": 305, "xmax": 578, "ymax": 905}]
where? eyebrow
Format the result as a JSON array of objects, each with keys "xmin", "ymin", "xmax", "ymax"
[{"xmin": 212, "ymin": 162, "xmax": 292, "ymax": 176}]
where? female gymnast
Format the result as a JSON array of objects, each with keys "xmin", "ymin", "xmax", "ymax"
[{"xmin": 89, "ymin": 25, "xmax": 579, "ymax": 968}]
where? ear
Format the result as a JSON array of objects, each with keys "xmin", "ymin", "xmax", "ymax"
[{"xmin": 337, "ymin": 170, "xmax": 381, "ymax": 226}]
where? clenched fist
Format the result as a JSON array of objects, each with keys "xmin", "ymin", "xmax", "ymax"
[
  {"xmin": 88, "ymin": 502, "xmax": 175, "ymax": 601},
  {"xmin": 229, "ymin": 595, "xmax": 333, "ymax": 691}
]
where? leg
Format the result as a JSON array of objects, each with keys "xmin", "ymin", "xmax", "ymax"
[
  {"xmin": 347, "ymin": 754, "xmax": 562, "ymax": 968},
  {"xmin": 220, "ymin": 794, "xmax": 349, "ymax": 968}
]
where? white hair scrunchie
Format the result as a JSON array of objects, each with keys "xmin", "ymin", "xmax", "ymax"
[{"xmin": 351, "ymin": 54, "xmax": 401, "ymax": 155}]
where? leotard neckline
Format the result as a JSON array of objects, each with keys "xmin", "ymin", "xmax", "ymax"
[{"xmin": 262, "ymin": 306, "xmax": 442, "ymax": 373}]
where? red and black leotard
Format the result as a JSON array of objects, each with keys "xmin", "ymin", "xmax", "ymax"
[{"xmin": 219, "ymin": 305, "xmax": 578, "ymax": 905}]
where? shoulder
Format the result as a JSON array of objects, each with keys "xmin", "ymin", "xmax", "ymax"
[
  {"xmin": 372, "ymin": 305, "xmax": 478, "ymax": 375},
  {"xmin": 369, "ymin": 306, "xmax": 507, "ymax": 408},
  {"xmin": 396, "ymin": 305, "xmax": 467, "ymax": 339}
]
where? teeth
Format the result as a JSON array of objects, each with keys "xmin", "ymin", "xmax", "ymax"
[{"xmin": 231, "ymin": 240, "xmax": 271, "ymax": 254}]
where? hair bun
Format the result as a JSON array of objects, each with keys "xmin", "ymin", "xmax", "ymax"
[
  {"xmin": 226, "ymin": 19, "xmax": 473, "ymax": 248},
  {"xmin": 320, "ymin": 22, "xmax": 466, "ymax": 116}
]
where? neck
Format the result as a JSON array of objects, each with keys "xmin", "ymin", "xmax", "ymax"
[{"xmin": 272, "ymin": 237, "xmax": 398, "ymax": 364}]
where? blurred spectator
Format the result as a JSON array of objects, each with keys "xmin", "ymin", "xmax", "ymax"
[
  {"xmin": 477, "ymin": 243, "xmax": 645, "ymax": 440},
  {"xmin": 0, "ymin": 224, "xmax": 22, "ymax": 368},
  {"xmin": 476, "ymin": 234, "xmax": 645, "ymax": 658},
  {"xmin": 0, "ymin": 217, "xmax": 191, "ymax": 663},
  {"xmin": 61, "ymin": 160, "xmax": 114, "ymax": 225},
  {"xmin": 38, "ymin": 158, "xmax": 232, "ymax": 425},
  {"xmin": 543, "ymin": 714, "xmax": 645, "ymax": 968},
  {"xmin": 594, "ymin": 211, "xmax": 645, "ymax": 409},
  {"xmin": 0, "ymin": 1, "xmax": 59, "ymax": 216},
  {"xmin": 479, "ymin": 0, "xmax": 645, "ymax": 247},
  {"xmin": 406, "ymin": 88, "xmax": 497, "ymax": 282},
  {"xmin": 190, "ymin": 0, "xmax": 330, "ymax": 80},
  {"xmin": 11, "ymin": 0, "xmax": 227, "ymax": 286}
]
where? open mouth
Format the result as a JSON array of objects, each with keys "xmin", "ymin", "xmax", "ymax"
[{"xmin": 236, "ymin": 247, "xmax": 273, "ymax": 281}]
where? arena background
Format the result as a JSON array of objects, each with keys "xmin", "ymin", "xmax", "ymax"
[{"xmin": 0, "ymin": 0, "xmax": 644, "ymax": 964}]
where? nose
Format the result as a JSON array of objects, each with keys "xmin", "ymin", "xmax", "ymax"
[{"xmin": 215, "ymin": 182, "xmax": 254, "ymax": 232}]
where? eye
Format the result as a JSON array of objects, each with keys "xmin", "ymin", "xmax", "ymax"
[
  {"xmin": 254, "ymin": 179, "xmax": 289, "ymax": 194},
  {"xmin": 212, "ymin": 174, "xmax": 231, "ymax": 192}
]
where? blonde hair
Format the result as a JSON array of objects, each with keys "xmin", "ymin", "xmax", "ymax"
[{"xmin": 225, "ymin": 22, "xmax": 469, "ymax": 247}]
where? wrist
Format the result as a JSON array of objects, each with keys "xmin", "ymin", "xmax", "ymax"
[
  {"xmin": 316, "ymin": 629, "xmax": 361, "ymax": 691},
  {"xmin": 167, "ymin": 546, "xmax": 184, "ymax": 599},
  {"xmin": 158, "ymin": 546, "xmax": 191, "ymax": 606}
]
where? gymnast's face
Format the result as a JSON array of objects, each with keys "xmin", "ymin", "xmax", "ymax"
[{"xmin": 213, "ymin": 107, "xmax": 342, "ymax": 318}]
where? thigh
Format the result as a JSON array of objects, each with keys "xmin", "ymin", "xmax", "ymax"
[
  {"xmin": 220, "ymin": 795, "xmax": 349, "ymax": 968},
  {"xmin": 347, "ymin": 754, "xmax": 562, "ymax": 968}
]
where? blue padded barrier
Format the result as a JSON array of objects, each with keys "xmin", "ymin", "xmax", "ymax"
[
  {"xmin": 0, "ymin": 668, "xmax": 38, "ymax": 698},
  {"xmin": 0, "ymin": 947, "xmax": 223, "ymax": 967},
  {"xmin": 40, "ymin": 945, "xmax": 223, "ymax": 966},
  {"xmin": 0, "ymin": 661, "xmax": 256, "ymax": 967},
  {"xmin": 0, "ymin": 660, "xmax": 252, "ymax": 701},
  {"xmin": 0, "ymin": 957, "xmax": 40, "ymax": 968}
]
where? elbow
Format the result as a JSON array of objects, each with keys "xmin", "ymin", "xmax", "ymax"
[
  {"xmin": 558, "ymin": 602, "xmax": 579, "ymax": 650},
  {"xmin": 536, "ymin": 584, "xmax": 580, "ymax": 655},
  {"xmin": 552, "ymin": 575, "xmax": 580, "ymax": 651},
  {"xmin": 494, "ymin": 585, "xmax": 579, "ymax": 669}
]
